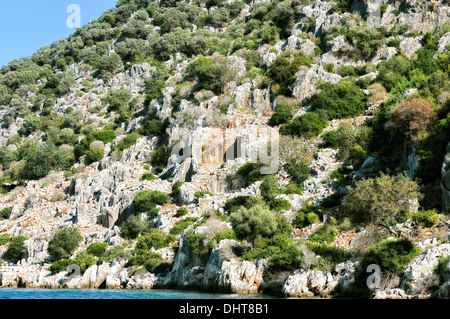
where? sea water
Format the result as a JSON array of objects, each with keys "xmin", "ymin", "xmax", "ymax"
[{"xmin": 0, "ymin": 288, "xmax": 276, "ymax": 299}]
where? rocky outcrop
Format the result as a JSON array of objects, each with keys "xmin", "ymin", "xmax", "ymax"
[
  {"xmin": 292, "ymin": 65, "xmax": 342, "ymax": 102},
  {"xmin": 401, "ymin": 244, "xmax": 450, "ymax": 296}
]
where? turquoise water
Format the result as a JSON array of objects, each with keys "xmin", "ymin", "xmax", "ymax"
[{"xmin": 0, "ymin": 288, "xmax": 276, "ymax": 299}]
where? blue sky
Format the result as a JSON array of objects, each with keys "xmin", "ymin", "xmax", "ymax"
[{"xmin": 0, "ymin": 0, "xmax": 118, "ymax": 67}]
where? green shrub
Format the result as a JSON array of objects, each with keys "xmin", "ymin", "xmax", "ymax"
[
  {"xmin": 283, "ymin": 183, "xmax": 304, "ymax": 195},
  {"xmin": 175, "ymin": 207, "xmax": 188, "ymax": 217},
  {"xmin": 171, "ymin": 181, "xmax": 183, "ymax": 201},
  {"xmin": 269, "ymin": 198, "xmax": 292, "ymax": 212},
  {"xmin": 136, "ymin": 229, "xmax": 174, "ymax": 251},
  {"xmin": 306, "ymin": 225, "xmax": 338, "ymax": 245},
  {"xmin": 21, "ymin": 142, "xmax": 68, "ymax": 180},
  {"xmin": 74, "ymin": 251, "xmax": 96, "ymax": 274},
  {"xmin": 207, "ymin": 229, "xmax": 238, "ymax": 250},
  {"xmin": 360, "ymin": 238, "xmax": 421, "ymax": 276},
  {"xmin": 0, "ymin": 234, "xmax": 11, "ymax": 246},
  {"xmin": 320, "ymin": 130, "xmax": 339, "ymax": 148},
  {"xmin": 281, "ymin": 110, "xmax": 329, "ymax": 138},
  {"xmin": 134, "ymin": 190, "xmax": 170, "ymax": 213},
  {"xmin": 86, "ymin": 242, "xmax": 108, "ymax": 257},
  {"xmin": 242, "ymin": 234, "xmax": 302, "ymax": 279},
  {"xmin": 341, "ymin": 173, "xmax": 422, "ymax": 229},
  {"xmin": 269, "ymin": 103, "xmax": 294, "ymax": 126},
  {"xmin": 224, "ymin": 195, "xmax": 267, "ymax": 213},
  {"xmin": 236, "ymin": 162, "xmax": 263, "ymax": 186},
  {"xmin": 49, "ymin": 259, "xmax": 71, "ymax": 274},
  {"xmin": 169, "ymin": 217, "xmax": 199, "ymax": 235},
  {"xmin": 113, "ymin": 132, "xmax": 142, "ymax": 153},
  {"xmin": 186, "ymin": 231, "xmax": 210, "ymax": 263},
  {"xmin": 293, "ymin": 204, "xmax": 321, "ymax": 228},
  {"xmin": 91, "ymin": 129, "xmax": 116, "ymax": 144},
  {"xmin": 260, "ymin": 175, "xmax": 281, "ymax": 202},
  {"xmin": 305, "ymin": 212, "xmax": 319, "ymax": 224},
  {"xmin": 0, "ymin": 207, "xmax": 13, "ymax": 220},
  {"xmin": 119, "ymin": 215, "xmax": 148, "ymax": 240},
  {"xmin": 194, "ymin": 190, "xmax": 213, "ymax": 203},
  {"xmin": 310, "ymin": 81, "xmax": 367, "ymax": 119},
  {"xmin": 408, "ymin": 210, "xmax": 439, "ymax": 228},
  {"xmin": 434, "ymin": 256, "xmax": 450, "ymax": 280},
  {"xmin": 137, "ymin": 119, "xmax": 164, "ymax": 136},
  {"xmin": 141, "ymin": 172, "xmax": 156, "ymax": 181},
  {"xmin": 308, "ymin": 242, "xmax": 352, "ymax": 273},
  {"xmin": 98, "ymin": 245, "xmax": 131, "ymax": 264},
  {"xmin": 286, "ymin": 159, "xmax": 310, "ymax": 185},
  {"xmin": 47, "ymin": 227, "xmax": 83, "ymax": 260},
  {"xmin": 4, "ymin": 235, "xmax": 27, "ymax": 263},
  {"xmin": 230, "ymin": 205, "xmax": 278, "ymax": 242},
  {"xmin": 83, "ymin": 146, "xmax": 104, "ymax": 165}
]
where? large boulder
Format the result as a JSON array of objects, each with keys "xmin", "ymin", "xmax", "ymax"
[{"xmin": 202, "ymin": 239, "xmax": 264, "ymax": 294}]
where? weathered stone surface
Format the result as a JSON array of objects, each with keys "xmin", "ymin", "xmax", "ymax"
[
  {"xmin": 292, "ymin": 65, "xmax": 342, "ymax": 101},
  {"xmin": 402, "ymin": 244, "xmax": 450, "ymax": 295}
]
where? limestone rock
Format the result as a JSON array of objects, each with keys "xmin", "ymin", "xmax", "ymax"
[
  {"xmin": 292, "ymin": 65, "xmax": 342, "ymax": 102},
  {"xmin": 400, "ymin": 37, "xmax": 422, "ymax": 59},
  {"xmin": 402, "ymin": 244, "xmax": 450, "ymax": 295},
  {"xmin": 202, "ymin": 239, "xmax": 264, "ymax": 293}
]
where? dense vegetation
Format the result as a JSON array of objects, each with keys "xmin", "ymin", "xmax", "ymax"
[{"xmin": 0, "ymin": 0, "xmax": 449, "ymax": 298}]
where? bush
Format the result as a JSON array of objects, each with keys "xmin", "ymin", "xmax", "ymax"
[
  {"xmin": 21, "ymin": 142, "xmax": 68, "ymax": 180},
  {"xmin": 169, "ymin": 217, "xmax": 198, "ymax": 235},
  {"xmin": 242, "ymin": 234, "xmax": 302, "ymax": 279},
  {"xmin": 207, "ymin": 229, "xmax": 238, "ymax": 250},
  {"xmin": 435, "ymin": 256, "xmax": 450, "ymax": 280},
  {"xmin": 224, "ymin": 195, "xmax": 267, "ymax": 213},
  {"xmin": 260, "ymin": 175, "xmax": 281, "ymax": 202},
  {"xmin": 0, "ymin": 206, "xmax": 13, "ymax": 220},
  {"xmin": 91, "ymin": 129, "xmax": 116, "ymax": 144},
  {"xmin": 141, "ymin": 172, "xmax": 156, "ymax": 181},
  {"xmin": 98, "ymin": 245, "xmax": 131, "ymax": 264},
  {"xmin": 86, "ymin": 242, "xmax": 108, "ymax": 257},
  {"xmin": 119, "ymin": 215, "xmax": 148, "ymax": 240},
  {"xmin": 230, "ymin": 205, "xmax": 278, "ymax": 242},
  {"xmin": 269, "ymin": 103, "xmax": 294, "ymax": 126},
  {"xmin": 47, "ymin": 227, "xmax": 83, "ymax": 260},
  {"xmin": 136, "ymin": 229, "xmax": 173, "ymax": 251},
  {"xmin": 137, "ymin": 119, "xmax": 164, "ymax": 136},
  {"xmin": 360, "ymin": 238, "xmax": 421, "ymax": 276},
  {"xmin": 341, "ymin": 173, "xmax": 422, "ymax": 230},
  {"xmin": 186, "ymin": 231, "xmax": 209, "ymax": 263},
  {"xmin": 293, "ymin": 204, "xmax": 321, "ymax": 228},
  {"xmin": 73, "ymin": 251, "xmax": 96, "ymax": 274},
  {"xmin": 310, "ymin": 81, "xmax": 367, "ymax": 119},
  {"xmin": 236, "ymin": 162, "xmax": 263, "ymax": 186},
  {"xmin": 194, "ymin": 191, "xmax": 213, "ymax": 203},
  {"xmin": 281, "ymin": 110, "xmax": 329, "ymax": 138},
  {"xmin": 134, "ymin": 190, "xmax": 170, "ymax": 214},
  {"xmin": 4, "ymin": 235, "xmax": 27, "ymax": 263},
  {"xmin": 49, "ymin": 259, "xmax": 71, "ymax": 274},
  {"xmin": 286, "ymin": 159, "xmax": 310, "ymax": 185},
  {"xmin": 83, "ymin": 146, "xmax": 104, "ymax": 165},
  {"xmin": 306, "ymin": 225, "xmax": 339, "ymax": 245},
  {"xmin": 269, "ymin": 198, "xmax": 292, "ymax": 212},
  {"xmin": 408, "ymin": 210, "xmax": 439, "ymax": 228},
  {"xmin": 384, "ymin": 98, "xmax": 437, "ymax": 146},
  {"xmin": 0, "ymin": 234, "xmax": 11, "ymax": 246},
  {"xmin": 175, "ymin": 207, "xmax": 188, "ymax": 217}
]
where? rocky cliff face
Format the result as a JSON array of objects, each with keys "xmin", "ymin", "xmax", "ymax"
[{"xmin": 0, "ymin": 0, "xmax": 449, "ymax": 298}]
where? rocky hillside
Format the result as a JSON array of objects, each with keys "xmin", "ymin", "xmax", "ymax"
[{"xmin": 0, "ymin": 0, "xmax": 449, "ymax": 298}]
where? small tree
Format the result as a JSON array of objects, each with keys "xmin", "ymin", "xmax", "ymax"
[
  {"xmin": 47, "ymin": 227, "xmax": 83, "ymax": 260},
  {"xmin": 21, "ymin": 142, "xmax": 68, "ymax": 180},
  {"xmin": 384, "ymin": 98, "xmax": 437, "ymax": 146},
  {"xmin": 4, "ymin": 235, "xmax": 27, "ymax": 263},
  {"xmin": 341, "ymin": 173, "xmax": 423, "ymax": 234},
  {"xmin": 230, "ymin": 205, "xmax": 278, "ymax": 243}
]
